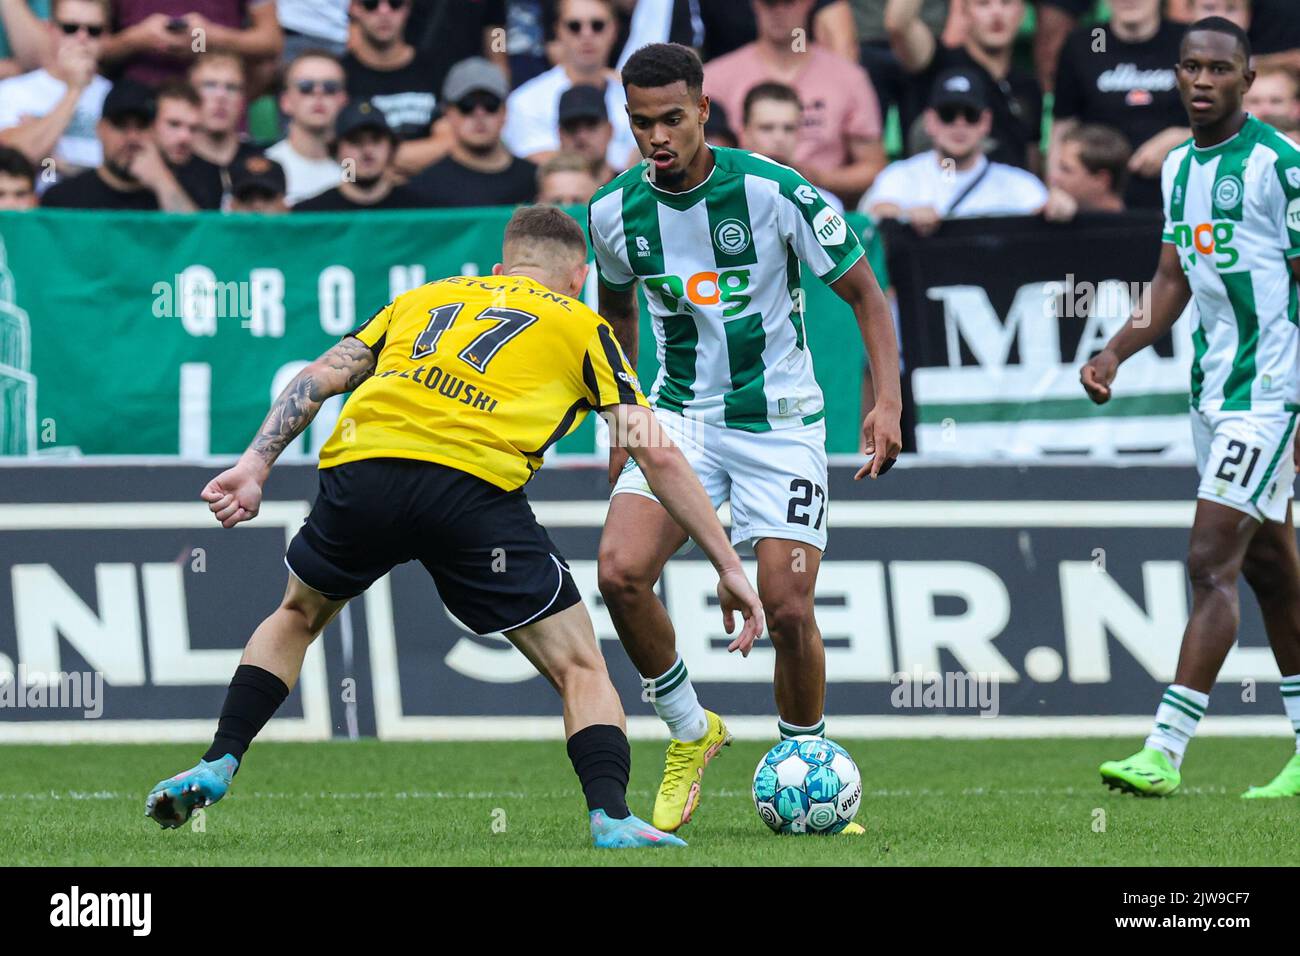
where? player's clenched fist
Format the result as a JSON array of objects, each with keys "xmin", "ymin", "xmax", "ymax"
[
  {"xmin": 1081, "ymin": 349, "xmax": 1119, "ymax": 405},
  {"xmin": 201, "ymin": 461, "xmax": 264, "ymax": 528}
]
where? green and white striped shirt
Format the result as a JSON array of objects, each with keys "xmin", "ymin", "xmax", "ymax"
[
  {"xmin": 587, "ymin": 147, "xmax": 865, "ymax": 431},
  {"xmin": 1162, "ymin": 115, "xmax": 1300, "ymax": 412}
]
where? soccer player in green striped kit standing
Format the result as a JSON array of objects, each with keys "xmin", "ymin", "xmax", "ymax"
[
  {"xmin": 1082, "ymin": 17, "xmax": 1300, "ymax": 798},
  {"xmin": 589, "ymin": 42, "xmax": 902, "ymax": 833}
]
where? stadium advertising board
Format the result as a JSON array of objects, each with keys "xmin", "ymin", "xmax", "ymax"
[
  {"xmin": 885, "ymin": 213, "xmax": 1195, "ymax": 460},
  {"xmin": 0, "ymin": 209, "xmax": 884, "ymax": 459},
  {"xmin": 0, "ymin": 462, "xmax": 1289, "ymax": 741}
]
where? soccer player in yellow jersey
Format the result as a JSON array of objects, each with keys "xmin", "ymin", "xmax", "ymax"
[{"xmin": 144, "ymin": 206, "xmax": 765, "ymax": 849}]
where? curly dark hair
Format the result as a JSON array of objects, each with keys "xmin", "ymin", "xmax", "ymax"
[{"xmin": 620, "ymin": 43, "xmax": 704, "ymax": 96}]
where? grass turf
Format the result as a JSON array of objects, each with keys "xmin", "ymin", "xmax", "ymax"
[{"xmin": 0, "ymin": 737, "xmax": 1295, "ymax": 866}]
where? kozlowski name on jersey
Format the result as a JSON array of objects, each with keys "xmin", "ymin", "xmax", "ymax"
[{"xmin": 317, "ymin": 273, "xmax": 648, "ymax": 492}]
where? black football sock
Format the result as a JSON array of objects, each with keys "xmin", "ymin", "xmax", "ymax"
[
  {"xmin": 566, "ymin": 724, "xmax": 631, "ymax": 820},
  {"xmin": 202, "ymin": 664, "xmax": 290, "ymax": 767}
]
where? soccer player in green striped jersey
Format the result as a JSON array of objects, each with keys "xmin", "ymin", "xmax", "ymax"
[
  {"xmin": 1082, "ymin": 17, "xmax": 1300, "ymax": 798},
  {"xmin": 589, "ymin": 43, "xmax": 902, "ymax": 832}
]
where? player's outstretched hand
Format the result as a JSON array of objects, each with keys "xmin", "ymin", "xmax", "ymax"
[
  {"xmin": 1081, "ymin": 349, "xmax": 1119, "ymax": 405},
  {"xmin": 201, "ymin": 462, "xmax": 264, "ymax": 529},
  {"xmin": 607, "ymin": 445, "xmax": 630, "ymax": 486},
  {"xmin": 717, "ymin": 567, "xmax": 765, "ymax": 657},
  {"xmin": 855, "ymin": 404, "xmax": 902, "ymax": 480}
]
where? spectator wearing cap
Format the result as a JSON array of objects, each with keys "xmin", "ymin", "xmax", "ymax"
[
  {"xmin": 1050, "ymin": 0, "xmax": 1187, "ymax": 210},
  {"xmin": 98, "ymin": 0, "xmax": 282, "ymax": 89},
  {"xmin": 1043, "ymin": 123, "xmax": 1130, "ymax": 223},
  {"xmin": 1245, "ymin": 63, "xmax": 1300, "ymax": 134},
  {"xmin": 885, "ymin": 0, "xmax": 1042, "ymax": 173},
  {"xmin": 557, "ymin": 84, "xmax": 614, "ymax": 185},
  {"xmin": 341, "ymin": 0, "xmax": 445, "ymax": 176},
  {"xmin": 740, "ymin": 82, "xmax": 844, "ymax": 213},
  {"xmin": 407, "ymin": 57, "xmax": 536, "ymax": 208},
  {"xmin": 536, "ymin": 151, "xmax": 598, "ymax": 206},
  {"xmin": 0, "ymin": 0, "xmax": 110, "ymax": 180},
  {"xmin": 264, "ymin": 50, "xmax": 345, "ymax": 205},
  {"xmin": 188, "ymin": 52, "xmax": 262, "ymax": 204},
  {"xmin": 704, "ymin": 0, "xmax": 885, "ymax": 208},
  {"xmin": 502, "ymin": 0, "xmax": 639, "ymax": 172},
  {"xmin": 703, "ymin": 100, "xmax": 738, "ymax": 149},
  {"xmin": 0, "ymin": 145, "xmax": 37, "ymax": 208},
  {"xmin": 860, "ymin": 68, "xmax": 1046, "ymax": 234},
  {"xmin": 0, "ymin": 0, "xmax": 53, "ymax": 81},
  {"xmin": 226, "ymin": 150, "xmax": 285, "ymax": 212},
  {"xmin": 294, "ymin": 99, "xmax": 420, "ymax": 210},
  {"xmin": 41, "ymin": 79, "xmax": 196, "ymax": 208}
]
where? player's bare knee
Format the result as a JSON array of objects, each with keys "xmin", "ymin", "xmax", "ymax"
[
  {"xmin": 551, "ymin": 647, "xmax": 609, "ymax": 696},
  {"xmin": 1185, "ymin": 543, "xmax": 1239, "ymax": 599},
  {"xmin": 764, "ymin": 599, "xmax": 817, "ymax": 647},
  {"xmin": 596, "ymin": 553, "xmax": 654, "ymax": 608}
]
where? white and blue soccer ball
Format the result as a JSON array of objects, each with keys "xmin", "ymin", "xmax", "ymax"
[{"xmin": 752, "ymin": 736, "xmax": 862, "ymax": 834}]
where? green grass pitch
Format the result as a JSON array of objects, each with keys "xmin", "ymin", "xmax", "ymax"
[{"xmin": 0, "ymin": 737, "xmax": 1295, "ymax": 866}]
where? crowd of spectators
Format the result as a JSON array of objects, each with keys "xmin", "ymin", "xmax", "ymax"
[{"xmin": 0, "ymin": 0, "xmax": 1297, "ymax": 224}]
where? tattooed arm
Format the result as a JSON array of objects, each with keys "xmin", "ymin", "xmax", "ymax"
[{"xmin": 201, "ymin": 337, "xmax": 377, "ymax": 528}]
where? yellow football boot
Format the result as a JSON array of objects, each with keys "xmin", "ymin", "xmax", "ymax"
[{"xmin": 652, "ymin": 710, "xmax": 732, "ymax": 832}]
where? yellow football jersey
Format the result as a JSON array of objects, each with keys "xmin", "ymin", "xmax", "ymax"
[{"xmin": 317, "ymin": 274, "xmax": 648, "ymax": 491}]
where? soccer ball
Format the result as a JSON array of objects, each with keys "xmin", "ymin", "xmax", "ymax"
[{"xmin": 752, "ymin": 736, "xmax": 862, "ymax": 834}]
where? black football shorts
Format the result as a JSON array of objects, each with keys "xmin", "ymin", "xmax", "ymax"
[{"xmin": 285, "ymin": 458, "xmax": 581, "ymax": 635}]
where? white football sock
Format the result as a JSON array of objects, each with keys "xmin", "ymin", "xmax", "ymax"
[
  {"xmin": 778, "ymin": 716, "xmax": 826, "ymax": 740},
  {"xmin": 1145, "ymin": 684, "xmax": 1209, "ymax": 769},
  {"xmin": 641, "ymin": 656, "xmax": 708, "ymax": 742},
  {"xmin": 1281, "ymin": 675, "xmax": 1300, "ymax": 753}
]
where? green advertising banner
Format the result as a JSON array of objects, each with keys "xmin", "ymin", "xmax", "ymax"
[{"xmin": 0, "ymin": 207, "xmax": 881, "ymax": 458}]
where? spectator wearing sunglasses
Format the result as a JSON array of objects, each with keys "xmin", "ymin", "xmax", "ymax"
[
  {"xmin": 886, "ymin": 0, "xmax": 1041, "ymax": 174},
  {"xmin": 342, "ymin": 0, "xmax": 445, "ymax": 177},
  {"xmin": 0, "ymin": 0, "xmax": 110, "ymax": 182},
  {"xmin": 704, "ymin": 0, "xmax": 885, "ymax": 208},
  {"xmin": 188, "ymin": 52, "xmax": 262, "ymax": 205},
  {"xmin": 99, "ymin": 0, "xmax": 283, "ymax": 89},
  {"xmin": 502, "ymin": 0, "xmax": 639, "ymax": 171},
  {"xmin": 859, "ymin": 68, "xmax": 1046, "ymax": 234},
  {"xmin": 0, "ymin": 0, "xmax": 53, "ymax": 82},
  {"xmin": 264, "ymin": 49, "xmax": 345, "ymax": 205},
  {"xmin": 294, "ymin": 98, "xmax": 420, "ymax": 210},
  {"xmin": 408, "ymin": 57, "xmax": 536, "ymax": 208}
]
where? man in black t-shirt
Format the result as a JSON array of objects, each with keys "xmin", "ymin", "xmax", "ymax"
[
  {"xmin": 42, "ymin": 80, "xmax": 196, "ymax": 211},
  {"xmin": 343, "ymin": 0, "xmax": 447, "ymax": 178},
  {"xmin": 154, "ymin": 82, "xmax": 224, "ymax": 210},
  {"xmin": 1051, "ymin": 0, "xmax": 1187, "ymax": 210},
  {"xmin": 407, "ymin": 58, "xmax": 536, "ymax": 209},
  {"xmin": 889, "ymin": 0, "xmax": 1044, "ymax": 172},
  {"xmin": 293, "ymin": 99, "xmax": 423, "ymax": 212}
]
